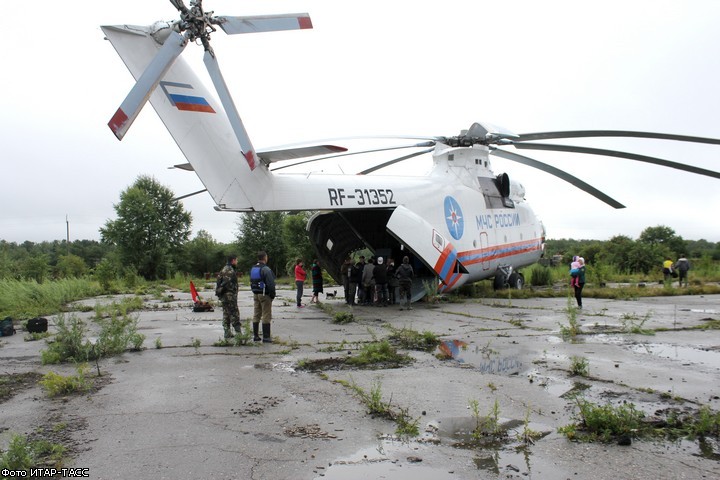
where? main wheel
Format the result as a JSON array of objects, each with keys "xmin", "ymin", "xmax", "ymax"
[
  {"xmin": 493, "ymin": 272, "xmax": 507, "ymax": 290},
  {"xmin": 508, "ymin": 272, "xmax": 524, "ymax": 289}
]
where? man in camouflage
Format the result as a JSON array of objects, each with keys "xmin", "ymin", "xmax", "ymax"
[{"xmin": 218, "ymin": 255, "xmax": 241, "ymax": 338}]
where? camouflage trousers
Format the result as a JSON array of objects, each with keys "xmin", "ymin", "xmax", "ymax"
[{"xmin": 222, "ymin": 297, "xmax": 241, "ymax": 336}]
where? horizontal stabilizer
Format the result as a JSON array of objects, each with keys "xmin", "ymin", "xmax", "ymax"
[{"xmin": 258, "ymin": 145, "xmax": 347, "ymax": 163}]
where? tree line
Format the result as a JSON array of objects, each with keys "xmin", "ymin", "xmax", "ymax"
[{"xmin": 1, "ymin": 176, "xmax": 718, "ymax": 283}]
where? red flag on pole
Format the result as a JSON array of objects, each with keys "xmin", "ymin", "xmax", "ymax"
[{"xmin": 190, "ymin": 281, "xmax": 200, "ymax": 303}]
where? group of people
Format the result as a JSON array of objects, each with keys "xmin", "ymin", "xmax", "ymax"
[
  {"xmin": 217, "ymin": 251, "xmax": 276, "ymax": 343},
  {"xmin": 215, "ymin": 251, "xmax": 418, "ymax": 343},
  {"xmin": 293, "ymin": 258, "xmax": 324, "ymax": 307},
  {"xmin": 341, "ymin": 255, "xmax": 415, "ymax": 309},
  {"xmin": 663, "ymin": 255, "xmax": 691, "ymax": 287}
]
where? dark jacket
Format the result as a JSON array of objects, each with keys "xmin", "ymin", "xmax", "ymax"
[
  {"xmin": 373, "ymin": 263, "xmax": 388, "ymax": 284},
  {"xmin": 396, "ymin": 263, "xmax": 414, "ymax": 284},
  {"xmin": 250, "ymin": 262, "xmax": 276, "ymax": 299},
  {"xmin": 350, "ymin": 263, "xmax": 364, "ymax": 284}
]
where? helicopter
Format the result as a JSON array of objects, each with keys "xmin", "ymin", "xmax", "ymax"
[{"xmin": 104, "ymin": 0, "xmax": 720, "ymax": 299}]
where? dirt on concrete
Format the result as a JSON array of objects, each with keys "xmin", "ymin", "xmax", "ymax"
[{"xmin": 1, "ymin": 287, "xmax": 719, "ymax": 480}]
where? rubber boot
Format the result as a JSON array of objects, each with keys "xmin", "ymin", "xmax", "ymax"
[
  {"xmin": 223, "ymin": 326, "xmax": 232, "ymax": 339},
  {"xmin": 252, "ymin": 322, "xmax": 261, "ymax": 342},
  {"xmin": 262, "ymin": 323, "xmax": 272, "ymax": 343},
  {"xmin": 232, "ymin": 322, "xmax": 242, "ymax": 336}
]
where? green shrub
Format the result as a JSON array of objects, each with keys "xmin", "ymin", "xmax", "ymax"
[
  {"xmin": 529, "ymin": 265, "xmax": 553, "ymax": 286},
  {"xmin": 39, "ymin": 364, "xmax": 92, "ymax": 397}
]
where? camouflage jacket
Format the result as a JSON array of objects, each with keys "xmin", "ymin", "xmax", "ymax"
[{"xmin": 218, "ymin": 263, "xmax": 239, "ymax": 300}]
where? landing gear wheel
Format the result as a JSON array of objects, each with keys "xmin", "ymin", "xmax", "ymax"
[
  {"xmin": 508, "ymin": 272, "xmax": 524, "ymax": 290},
  {"xmin": 493, "ymin": 272, "xmax": 507, "ymax": 291}
]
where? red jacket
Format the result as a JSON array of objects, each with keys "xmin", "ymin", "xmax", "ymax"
[{"xmin": 295, "ymin": 264, "xmax": 307, "ymax": 282}]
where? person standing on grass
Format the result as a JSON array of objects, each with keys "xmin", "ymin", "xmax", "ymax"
[{"xmin": 675, "ymin": 255, "xmax": 691, "ymax": 288}]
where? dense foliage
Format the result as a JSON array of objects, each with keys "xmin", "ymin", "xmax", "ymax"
[{"xmin": 100, "ymin": 176, "xmax": 192, "ymax": 280}]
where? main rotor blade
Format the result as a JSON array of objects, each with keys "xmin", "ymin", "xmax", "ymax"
[
  {"xmin": 359, "ymin": 147, "xmax": 435, "ymax": 175},
  {"xmin": 513, "ymin": 142, "xmax": 720, "ymax": 179},
  {"xmin": 173, "ymin": 189, "xmax": 207, "ymax": 201},
  {"xmin": 216, "ymin": 13, "xmax": 313, "ymax": 34},
  {"xmin": 271, "ymin": 142, "xmax": 435, "ymax": 172},
  {"xmin": 491, "ymin": 148, "xmax": 625, "ymax": 209},
  {"xmin": 203, "ymin": 50, "xmax": 259, "ymax": 170},
  {"xmin": 517, "ymin": 130, "xmax": 720, "ymax": 146},
  {"xmin": 108, "ymin": 30, "xmax": 186, "ymax": 140}
]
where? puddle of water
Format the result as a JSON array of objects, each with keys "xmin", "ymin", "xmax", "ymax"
[
  {"xmin": 436, "ymin": 341, "xmax": 523, "ymax": 375},
  {"xmin": 628, "ymin": 343, "xmax": 720, "ymax": 369},
  {"xmin": 315, "ymin": 442, "xmax": 460, "ymax": 480},
  {"xmin": 246, "ymin": 362, "xmax": 296, "ymax": 373},
  {"xmin": 582, "ymin": 334, "xmax": 626, "ymax": 345},
  {"xmin": 689, "ymin": 309, "xmax": 718, "ymax": 314},
  {"xmin": 319, "ymin": 417, "xmax": 557, "ymax": 480},
  {"xmin": 524, "ymin": 369, "xmax": 589, "ymax": 398}
]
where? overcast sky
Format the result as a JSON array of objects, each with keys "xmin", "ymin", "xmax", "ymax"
[{"xmin": 3, "ymin": 0, "xmax": 720, "ymax": 244}]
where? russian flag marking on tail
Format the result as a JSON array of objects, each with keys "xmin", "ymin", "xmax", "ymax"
[
  {"xmin": 169, "ymin": 94, "xmax": 216, "ymax": 113},
  {"xmin": 160, "ymin": 81, "xmax": 216, "ymax": 114}
]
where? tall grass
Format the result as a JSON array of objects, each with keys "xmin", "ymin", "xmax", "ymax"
[{"xmin": 0, "ymin": 278, "xmax": 100, "ymax": 319}]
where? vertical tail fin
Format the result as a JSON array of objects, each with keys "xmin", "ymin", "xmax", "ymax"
[{"xmin": 103, "ymin": 24, "xmax": 271, "ymax": 211}]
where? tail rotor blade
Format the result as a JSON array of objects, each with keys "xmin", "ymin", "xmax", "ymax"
[
  {"xmin": 108, "ymin": 30, "xmax": 186, "ymax": 140},
  {"xmin": 203, "ymin": 50, "xmax": 258, "ymax": 170},
  {"xmin": 216, "ymin": 13, "xmax": 313, "ymax": 35}
]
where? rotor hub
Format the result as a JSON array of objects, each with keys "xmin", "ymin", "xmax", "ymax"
[{"xmin": 171, "ymin": 0, "xmax": 219, "ymax": 52}]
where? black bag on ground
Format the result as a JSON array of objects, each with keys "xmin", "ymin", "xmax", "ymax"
[
  {"xmin": 26, "ymin": 317, "xmax": 48, "ymax": 333},
  {"xmin": 1, "ymin": 317, "xmax": 15, "ymax": 337}
]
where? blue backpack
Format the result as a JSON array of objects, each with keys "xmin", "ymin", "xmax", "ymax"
[{"xmin": 250, "ymin": 265, "xmax": 266, "ymax": 293}]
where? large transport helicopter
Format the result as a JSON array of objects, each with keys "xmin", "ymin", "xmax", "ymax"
[{"xmin": 104, "ymin": 1, "xmax": 720, "ymax": 300}]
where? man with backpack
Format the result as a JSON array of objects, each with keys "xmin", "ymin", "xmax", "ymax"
[
  {"xmin": 216, "ymin": 255, "xmax": 240, "ymax": 339},
  {"xmin": 675, "ymin": 254, "xmax": 691, "ymax": 288},
  {"xmin": 250, "ymin": 251, "xmax": 276, "ymax": 343}
]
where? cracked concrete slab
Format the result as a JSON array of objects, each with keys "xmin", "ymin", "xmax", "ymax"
[{"xmin": 1, "ymin": 288, "xmax": 719, "ymax": 479}]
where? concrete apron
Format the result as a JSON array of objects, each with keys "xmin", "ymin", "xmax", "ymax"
[{"xmin": 1, "ymin": 288, "xmax": 719, "ymax": 480}]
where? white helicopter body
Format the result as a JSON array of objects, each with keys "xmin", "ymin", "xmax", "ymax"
[{"xmin": 103, "ymin": 3, "xmax": 719, "ymax": 297}]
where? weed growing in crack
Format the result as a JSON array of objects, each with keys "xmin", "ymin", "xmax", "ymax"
[
  {"xmin": 558, "ymin": 397, "xmax": 645, "ymax": 442},
  {"xmin": 155, "ymin": 337, "xmax": 163, "ymax": 349},
  {"xmin": 0, "ymin": 433, "xmax": 67, "ymax": 471},
  {"xmin": 570, "ymin": 356, "xmax": 589, "ymax": 377},
  {"xmin": 559, "ymin": 297, "xmax": 582, "ymax": 338},
  {"xmin": 620, "ymin": 311, "xmax": 655, "ymax": 335},
  {"xmin": 386, "ymin": 325, "xmax": 440, "ymax": 351},
  {"xmin": 346, "ymin": 377, "xmax": 419, "ymax": 438},
  {"xmin": 517, "ymin": 407, "xmax": 543, "ymax": 445},
  {"xmin": 333, "ymin": 312, "xmax": 355, "ymax": 324},
  {"xmin": 39, "ymin": 364, "xmax": 92, "ymax": 398},
  {"xmin": 469, "ymin": 398, "xmax": 503, "ymax": 440},
  {"xmin": 345, "ymin": 340, "xmax": 412, "ymax": 367}
]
